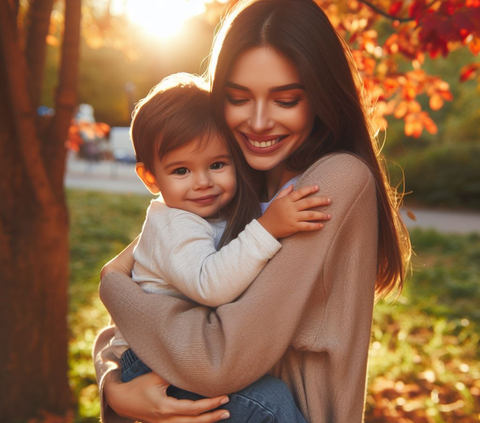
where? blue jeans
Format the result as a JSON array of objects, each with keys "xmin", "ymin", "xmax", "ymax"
[{"xmin": 120, "ymin": 349, "xmax": 307, "ymax": 422}]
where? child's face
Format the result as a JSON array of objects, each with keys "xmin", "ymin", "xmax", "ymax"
[{"xmin": 150, "ymin": 135, "xmax": 237, "ymax": 218}]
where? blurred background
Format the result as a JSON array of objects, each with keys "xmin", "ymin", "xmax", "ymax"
[{"xmin": 0, "ymin": 0, "xmax": 479, "ymax": 422}]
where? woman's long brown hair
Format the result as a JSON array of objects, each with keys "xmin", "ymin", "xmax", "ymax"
[{"xmin": 207, "ymin": 0, "xmax": 411, "ymax": 298}]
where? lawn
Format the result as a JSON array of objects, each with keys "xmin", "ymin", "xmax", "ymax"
[{"xmin": 67, "ymin": 190, "xmax": 480, "ymax": 423}]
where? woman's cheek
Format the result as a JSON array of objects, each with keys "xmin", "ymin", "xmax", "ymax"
[{"xmin": 224, "ymin": 103, "xmax": 238, "ymax": 132}]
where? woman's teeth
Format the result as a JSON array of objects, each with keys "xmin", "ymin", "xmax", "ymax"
[{"xmin": 248, "ymin": 138, "xmax": 281, "ymax": 148}]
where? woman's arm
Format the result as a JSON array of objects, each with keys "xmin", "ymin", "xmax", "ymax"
[{"xmin": 99, "ymin": 154, "xmax": 378, "ymax": 399}]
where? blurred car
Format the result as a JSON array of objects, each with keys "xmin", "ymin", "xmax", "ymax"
[{"xmin": 109, "ymin": 127, "xmax": 136, "ymax": 164}]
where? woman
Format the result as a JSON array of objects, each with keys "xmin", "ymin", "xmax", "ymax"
[{"xmin": 94, "ymin": 0, "xmax": 411, "ymax": 422}]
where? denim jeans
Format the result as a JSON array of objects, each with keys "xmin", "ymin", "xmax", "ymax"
[{"xmin": 120, "ymin": 349, "xmax": 307, "ymax": 422}]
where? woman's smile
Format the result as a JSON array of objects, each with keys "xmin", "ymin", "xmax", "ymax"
[{"xmin": 239, "ymin": 132, "xmax": 288, "ymax": 152}]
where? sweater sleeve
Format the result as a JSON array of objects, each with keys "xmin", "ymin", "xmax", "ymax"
[
  {"xmin": 92, "ymin": 326, "xmax": 135, "ymax": 423},
  {"xmin": 94, "ymin": 153, "xmax": 378, "ymax": 422},
  {"xmin": 146, "ymin": 213, "xmax": 281, "ymax": 307}
]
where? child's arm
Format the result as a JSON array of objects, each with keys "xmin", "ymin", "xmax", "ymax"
[
  {"xmin": 257, "ymin": 185, "xmax": 331, "ymax": 239},
  {"xmin": 145, "ymin": 186, "xmax": 330, "ymax": 308}
]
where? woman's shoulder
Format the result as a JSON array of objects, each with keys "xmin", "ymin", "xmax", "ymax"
[{"xmin": 298, "ymin": 152, "xmax": 374, "ymax": 192}]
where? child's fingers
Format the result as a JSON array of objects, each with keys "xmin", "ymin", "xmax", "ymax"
[
  {"xmin": 296, "ymin": 196, "xmax": 331, "ymax": 211},
  {"xmin": 295, "ymin": 221, "xmax": 325, "ymax": 232},
  {"xmin": 287, "ymin": 185, "xmax": 319, "ymax": 201},
  {"xmin": 275, "ymin": 184, "xmax": 294, "ymax": 200},
  {"xmin": 297, "ymin": 210, "xmax": 331, "ymax": 222}
]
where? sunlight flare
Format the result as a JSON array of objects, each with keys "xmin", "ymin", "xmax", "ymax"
[{"xmin": 123, "ymin": 0, "xmax": 219, "ymax": 39}]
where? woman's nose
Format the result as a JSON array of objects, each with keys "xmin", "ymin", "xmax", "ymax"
[{"xmin": 248, "ymin": 102, "xmax": 274, "ymax": 133}]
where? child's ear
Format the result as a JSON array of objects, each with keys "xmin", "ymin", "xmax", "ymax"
[{"xmin": 136, "ymin": 163, "xmax": 160, "ymax": 195}]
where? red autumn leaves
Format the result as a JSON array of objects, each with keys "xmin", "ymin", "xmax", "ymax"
[{"xmin": 315, "ymin": 0, "xmax": 480, "ymax": 137}]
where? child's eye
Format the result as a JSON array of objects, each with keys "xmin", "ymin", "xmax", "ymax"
[
  {"xmin": 172, "ymin": 167, "xmax": 189, "ymax": 175},
  {"xmin": 226, "ymin": 95, "xmax": 248, "ymax": 106},
  {"xmin": 276, "ymin": 99, "xmax": 300, "ymax": 108},
  {"xmin": 210, "ymin": 162, "xmax": 225, "ymax": 170}
]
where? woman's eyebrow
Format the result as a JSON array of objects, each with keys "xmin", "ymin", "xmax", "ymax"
[
  {"xmin": 226, "ymin": 82, "xmax": 305, "ymax": 92},
  {"xmin": 270, "ymin": 83, "xmax": 305, "ymax": 92}
]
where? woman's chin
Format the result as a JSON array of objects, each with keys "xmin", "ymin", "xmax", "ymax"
[{"xmin": 245, "ymin": 157, "xmax": 283, "ymax": 172}]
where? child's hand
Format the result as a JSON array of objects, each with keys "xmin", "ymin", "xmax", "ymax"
[
  {"xmin": 257, "ymin": 185, "xmax": 331, "ymax": 239},
  {"xmin": 275, "ymin": 184, "xmax": 295, "ymax": 200}
]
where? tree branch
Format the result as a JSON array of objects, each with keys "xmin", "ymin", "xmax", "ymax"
[
  {"xmin": 358, "ymin": 0, "xmax": 414, "ymax": 23},
  {"xmin": 25, "ymin": 0, "xmax": 55, "ymax": 109},
  {"xmin": 0, "ymin": 0, "xmax": 58, "ymax": 210}
]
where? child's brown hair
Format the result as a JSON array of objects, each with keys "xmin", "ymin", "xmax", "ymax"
[
  {"xmin": 131, "ymin": 74, "xmax": 217, "ymax": 174},
  {"xmin": 130, "ymin": 73, "xmax": 260, "ymax": 247}
]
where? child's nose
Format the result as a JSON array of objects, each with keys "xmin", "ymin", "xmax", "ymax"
[{"xmin": 193, "ymin": 172, "xmax": 213, "ymax": 189}]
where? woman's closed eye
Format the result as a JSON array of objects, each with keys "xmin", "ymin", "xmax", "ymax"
[
  {"xmin": 226, "ymin": 94, "xmax": 248, "ymax": 106},
  {"xmin": 226, "ymin": 94, "xmax": 300, "ymax": 109},
  {"xmin": 276, "ymin": 99, "xmax": 300, "ymax": 108},
  {"xmin": 172, "ymin": 167, "xmax": 189, "ymax": 175}
]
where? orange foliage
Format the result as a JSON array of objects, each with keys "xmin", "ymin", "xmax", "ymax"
[
  {"xmin": 460, "ymin": 62, "xmax": 480, "ymax": 81},
  {"xmin": 314, "ymin": 0, "xmax": 480, "ymax": 137},
  {"xmin": 366, "ymin": 377, "xmax": 480, "ymax": 423}
]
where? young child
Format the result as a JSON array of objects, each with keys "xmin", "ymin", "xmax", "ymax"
[{"xmin": 111, "ymin": 73, "xmax": 330, "ymax": 421}]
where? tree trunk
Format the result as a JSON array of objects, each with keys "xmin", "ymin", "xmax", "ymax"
[
  {"xmin": 0, "ymin": 0, "xmax": 81, "ymax": 420},
  {"xmin": 26, "ymin": 0, "xmax": 55, "ymax": 109}
]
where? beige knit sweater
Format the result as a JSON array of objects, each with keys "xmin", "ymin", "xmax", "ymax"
[{"xmin": 93, "ymin": 152, "xmax": 378, "ymax": 423}]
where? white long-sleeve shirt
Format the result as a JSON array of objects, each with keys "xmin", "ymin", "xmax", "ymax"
[{"xmin": 112, "ymin": 199, "xmax": 281, "ymax": 357}]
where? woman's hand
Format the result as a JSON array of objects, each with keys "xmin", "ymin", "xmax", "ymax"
[
  {"xmin": 104, "ymin": 371, "xmax": 230, "ymax": 423},
  {"xmin": 101, "ymin": 236, "xmax": 139, "ymax": 279}
]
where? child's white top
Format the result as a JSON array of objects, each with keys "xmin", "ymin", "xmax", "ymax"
[{"xmin": 112, "ymin": 198, "xmax": 281, "ymax": 358}]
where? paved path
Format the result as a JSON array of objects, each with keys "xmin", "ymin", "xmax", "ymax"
[
  {"xmin": 65, "ymin": 156, "xmax": 480, "ymax": 235},
  {"xmin": 65, "ymin": 156, "xmax": 148, "ymax": 195},
  {"xmin": 399, "ymin": 208, "xmax": 480, "ymax": 235}
]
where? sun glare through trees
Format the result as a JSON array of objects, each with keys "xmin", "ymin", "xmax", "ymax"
[{"xmin": 115, "ymin": 0, "xmax": 228, "ymax": 40}]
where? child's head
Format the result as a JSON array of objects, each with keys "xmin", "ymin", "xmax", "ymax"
[{"xmin": 131, "ymin": 73, "xmax": 236, "ymax": 219}]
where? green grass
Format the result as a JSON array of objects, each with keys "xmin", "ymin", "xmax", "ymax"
[
  {"xmin": 68, "ymin": 190, "xmax": 149, "ymax": 421},
  {"xmin": 66, "ymin": 191, "xmax": 480, "ymax": 422}
]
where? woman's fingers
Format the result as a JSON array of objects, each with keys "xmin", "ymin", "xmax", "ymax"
[
  {"xmin": 106, "ymin": 371, "xmax": 231, "ymax": 423},
  {"xmin": 164, "ymin": 395, "xmax": 229, "ymax": 416},
  {"xmin": 164, "ymin": 409, "xmax": 230, "ymax": 423}
]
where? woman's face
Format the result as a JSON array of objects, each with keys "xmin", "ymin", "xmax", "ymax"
[{"xmin": 224, "ymin": 47, "xmax": 315, "ymax": 173}]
